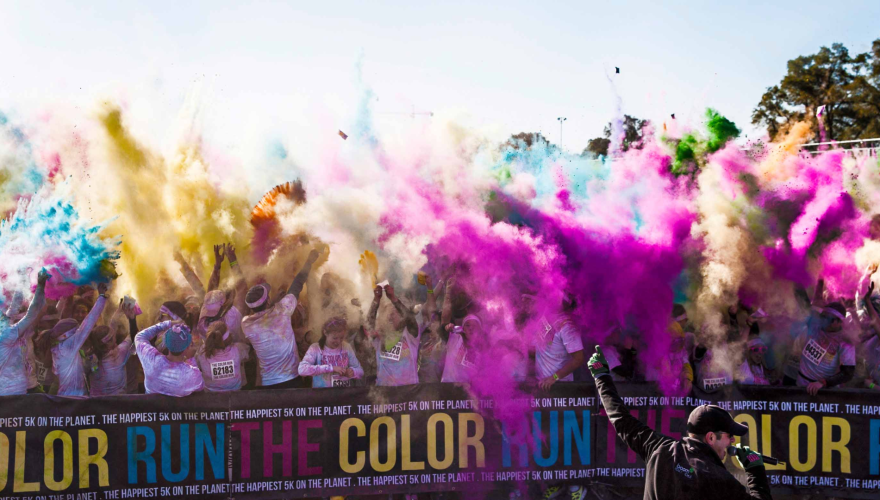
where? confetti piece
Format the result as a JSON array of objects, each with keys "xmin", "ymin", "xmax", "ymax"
[
  {"xmin": 338, "ymin": 130, "xmax": 348, "ymax": 140},
  {"xmin": 615, "ymin": 67, "xmax": 620, "ymax": 74}
]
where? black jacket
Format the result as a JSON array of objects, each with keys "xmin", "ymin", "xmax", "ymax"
[{"xmin": 596, "ymin": 375, "xmax": 772, "ymax": 500}]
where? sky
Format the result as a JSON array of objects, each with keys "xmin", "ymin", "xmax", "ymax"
[{"xmin": 1, "ymin": 0, "xmax": 879, "ymax": 156}]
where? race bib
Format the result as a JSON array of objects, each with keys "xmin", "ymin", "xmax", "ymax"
[
  {"xmin": 331, "ymin": 376, "xmax": 352, "ymax": 388},
  {"xmin": 210, "ymin": 360, "xmax": 236, "ymax": 380},
  {"xmin": 35, "ymin": 360, "xmax": 48, "ymax": 384},
  {"xmin": 703, "ymin": 377, "xmax": 728, "ymax": 391},
  {"xmin": 803, "ymin": 339, "xmax": 828, "ymax": 366},
  {"xmin": 379, "ymin": 341, "xmax": 403, "ymax": 361}
]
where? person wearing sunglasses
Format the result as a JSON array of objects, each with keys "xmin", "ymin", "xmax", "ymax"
[
  {"xmin": 588, "ymin": 346, "xmax": 772, "ymax": 499},
  {"xmin": 738, "ymin": 338, "xmax": 770, "ymax": 385}
]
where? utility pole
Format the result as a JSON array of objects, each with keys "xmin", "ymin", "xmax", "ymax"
[{"xmin": 557, "ymin": 117, "xmax": 567, "ymax": 147}]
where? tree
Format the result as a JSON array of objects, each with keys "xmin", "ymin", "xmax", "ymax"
[
  {"xmin": 752, "ymin": 40, "xmax": 880, "ymax": 142},
  {"xmin": 583, "ymin": 115, "xmax": 649, "ymax": 156},
  {"xmin": 505, "ymin": 132, "xmax": 554, "ymax": 150}
]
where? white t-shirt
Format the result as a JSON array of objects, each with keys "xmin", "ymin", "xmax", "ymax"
[
  {"xmin": 135, "ymin": 321, "xmax": 204, "ymax": 396},
  {"xmin": 196, "ymin": 306, "xmax": 244, "ymax": 341},
  {"xmin": 298, "ymin": 342, "xmax": 364, "ymax": 388},
  {"xmin": 534, "ymin": 315, "xmax": 583, "ymax": 381},
  {"xmin": 795, "ymin": 330, "xmax": 856, "ymax": 386},
  {"xmin": 737, "ymin": 361, "xmax": 769, "ymax": 385},
  {"xmin": 0, "ymin": 293, "xmax": 45, "ymax": 396},
  {"xmin": 373, "ymin": 328, "xmax": 421, "ymax": 387},
  {"xmin": 90, "ymin": 338, "xmax": 134, "ymax": 396},
  {"xmin": 196, "ymin": 343, "xmax": 250, "ymax": 392},
  {"xmin": 242, "ymin": 294, "xmax": 300, "ymax": 386},
  {"xmin": 441, "ymin": 332, "xmax": 477, "ymax": 383},
  {"xmin": 53, "ymin": 296, "xmax": 106, "ymax": 397}
]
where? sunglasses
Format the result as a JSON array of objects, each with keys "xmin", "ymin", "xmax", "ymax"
[{"xmin": 749, "ymin": 346, "xmax": 767, "ymax": 354}]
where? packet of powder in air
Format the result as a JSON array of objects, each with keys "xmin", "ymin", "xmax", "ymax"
[{"xmin": 123, "ymin": 295, "xmax": 143, "ymax": 315}]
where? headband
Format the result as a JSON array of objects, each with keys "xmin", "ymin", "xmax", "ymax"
[
  {"xmin": 323, "ymin": 316, "xmax": 347, "ymax": 333},
  {"xmin": 747, "ymin": 337, "xmax": 766, "ymax": 348},
  {"xmin": 245, "ymin": 284, "xmax": 269, "ymax": 309},
  {"xmin": 823, "ymin": 307, "xmax": 846, "ymax": 321},
  {"xmin": 462, "ymin": 314, "xmax": 482, "ymax": 330},
  {"xmin": 673, "ymin": 313, "xmax": 687, "ymax": 322}
]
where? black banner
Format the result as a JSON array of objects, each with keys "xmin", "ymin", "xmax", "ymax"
[{"xmin": 1, "ymin": 383, "xmax": 880, "ymax": 499}]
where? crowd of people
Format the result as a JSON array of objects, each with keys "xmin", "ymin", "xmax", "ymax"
[{"xmin": 0, "ymin": 239, "xmax": 877, "ymax": 404}]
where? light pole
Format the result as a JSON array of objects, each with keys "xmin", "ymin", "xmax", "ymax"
[{"xmin": 557, "ymin": 117, "xmax": 567, "ymax": 147}]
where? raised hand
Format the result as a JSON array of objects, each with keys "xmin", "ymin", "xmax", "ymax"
[
  {"xmin": 37, "ymin": 268, "xmax": 52, "ymax": 286},
  {"xmin": 213, "ymin": 244, "xmax": 226, "ymax": 266},
  {"xmin": 225, "ymin": 243, "xmax": 238, "ymax": 263}
]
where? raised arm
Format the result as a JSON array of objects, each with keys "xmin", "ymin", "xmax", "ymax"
[
  {"xmin": 13, "ymin": 269, "xmax": 50, "ymax": 339},
  {"xmin": 288, "ymin": 249, "xmax": 320, "ymax": 298},
  {"xmin": 226, "ymin": 243, "xmax": 248, "ymax": 314},
  {"xmin": 173, "ymin": 250, "xmax": 206, "ymax": 300},
  {"xmin": 423, "ymin": 274, "xmax": 438, "ymax": 322},
  {"xmin": 207, "ymin": 244, "xmax": 225, "ymax": 292},
  {"xmin": 589, "ymin": 347, "xmax": 676, "ymax": 461},
  {"xmin": 68, "ymin": 285, "xmax": 108, "ymax": 350},
  {"xmin": 367, "ymin": 286, "xmax": 382, "ymax": 331},
  {"xmin": 135, "ymin": 320, "xmax": 173, "ymax": 365},
  {"xmin": 812, "ymin": 278, "xmax": 826, "ymax": 309},
  {"xmin": 440, "ymin": 277, "xmax": 455, "ymax": 330},
  {"xmin": 384, "ymin": 285, "xmax": 418, "ymax": 336}
]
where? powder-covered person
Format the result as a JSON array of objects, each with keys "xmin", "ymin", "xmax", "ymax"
[
  {"xmin": 242, "ymin": 248, "xmax": 323, "ymax": 389},
  {"xmin": 364, "ymin": 283, "xmax": 421, "ymax": 387},
  {"xmin": 51, "ymin": 282, "xmax": 109, "ymax": 397},
  {"xmin": 0, "ymin": 269, "xmax": 49, "ymax": 396},
  {"xmin": 135, "ymin": 320, "xmax": 203, "ymax": 396},
  {"xmin": 88, "ymin": 300, "xmax": 139, "ymax": 396},
  {"xmin": 440, "ymin": 315, "xmax": 482, "ymax": 383},
  {"xmin": 195, "ymin": 321, "xmax": 250, "ymax": 391},
  {"xmin": 298, "ymin": 316, "xmax": 363, "ymax": 388}
]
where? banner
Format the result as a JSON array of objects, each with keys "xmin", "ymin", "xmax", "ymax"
[{"xmin": 2, "ymin": 383, "xmax": 880, "ymax": 499}]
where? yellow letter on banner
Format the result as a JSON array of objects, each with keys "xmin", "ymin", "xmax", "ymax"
[
  {"xmin": 427, "ymin": 413, "xmax": 454, "ymax": 470},
  {"xmin": 14, "ymin": 431, "xmax": 38, "ymax": 493},
  {"xmin": 370, "ymin": 417, "xmax": 396, "ymax": 472},
  {"xmin": 44, "ymin": 430, "xmax": 73, "ymax": 491},
  {"xmin": 78, "ymin": 429, "xmax": 109, "ymax": 488},
  {"xmin": 339, "ymin": 418, "xmax": 366, "ymax": 474},
  {"xmin": 401, "ymin": 415, "xmax": 425, "ymax": 471},
  {"xmin": 822, "ymin": 417, "xmax": 851, "ymax": 474},
  {"xmin": 458, "ymin": 413, "xmax": 485, "ymax": 468},
  {"xmin": 761, "ymin": 414, "xmax": 785, "ymax": 471},
  {"xmin": 0, "ymin": 432, "xmax": 8, "ymax": 490},
  {"xmin": 789, "ymin": 416, "xmax": 817, "ymax": 472}
]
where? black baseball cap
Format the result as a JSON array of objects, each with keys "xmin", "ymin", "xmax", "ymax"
[{"xmin": 687, "ymin": 405, "xmax": 748, "ymax": 436}]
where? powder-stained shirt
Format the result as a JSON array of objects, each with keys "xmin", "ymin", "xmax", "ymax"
[
  {"xmin": 242, "ymin": 294, "xmax": 300, "ymax": 386},
  {"xmin": 737, "ymin": 361, "xmax": 769, "ymax": 385},
  {"xmin": 863, "ymin": 336, "xmax": 880, "ymax": 384},
  {"xmin": 0, "ymin": 293, "xmax": 45, "ymax": 396},
  {"xmin": 195, "ymin": 306, "xmax": 244, "ymax": 341},
  {"xmin": 534, "ymin": 315, "xmax": 583, "ymax": 381},
  {"xmin": 373, "ymin": 328, "xmax": 421, "ymax": 387},
  {"xmin": 52, "ymin": 296, "xmax": 106, "ymax": 397},
  {"xmin": 441, "ymin": 332, "xmax": 476, "ymax": 383},
  {"xmin": 196, "ymin": 343, "xmax": 250, "ymax": 392},
  {"xmin": 135, "ymin": 321, "xmax": 204, "ymax": 397},
  {"xmin": 298, "ymin": 342, "xmax": 364, "ymax": 388},
  {"xmin": 692, "ymin": 350, "xmax": 728, "ymax": 394},
  {"xmin": 89, "ymin": 338, "xmax": 134, "ymax": 396},
  {"xmin": 794, "ymin": 330, "xmax": 856, "ymax": 386}
]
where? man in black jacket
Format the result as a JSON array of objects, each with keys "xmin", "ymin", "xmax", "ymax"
[{"xmin": 588, "ymin": 346, "xmax": 772, "ymax": 500}]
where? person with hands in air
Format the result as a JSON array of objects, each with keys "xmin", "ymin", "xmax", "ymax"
[
  {"xmin": 51, "ymin": 281, "xmax": 109, "ymax": 397},
  {"xmin": 0, "ymin": 269, "xmax": 50, "ymax": 396},
  {"xmin": 88, "ymin": 299, "xmax": 138, "ymax": 396},
  {"xmin": 589, "ymin": 346, "xmax": 772, "ymax": 500},
  {"xmin": 242, "ymin": 247, "xmax": 323, "ymax": 389},
  {"xmin": 365, "ymin": 282, "xmax": 421, "ymax": 387},
  {"xmin": 136, "ymin": 318, "xmax": 203, "ymax": 396}
]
